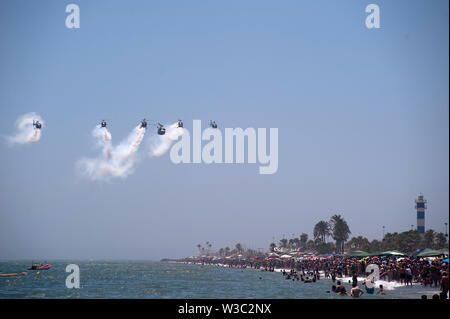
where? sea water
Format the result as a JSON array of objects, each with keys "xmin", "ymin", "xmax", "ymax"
[{"xmin": 0, "ymin": 261, "xmax": 442, "ymax": 299}]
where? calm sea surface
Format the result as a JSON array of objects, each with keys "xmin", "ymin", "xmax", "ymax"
[{"xmin": 0, "ymin": 261, "xmax": 442, "ymax": 299}]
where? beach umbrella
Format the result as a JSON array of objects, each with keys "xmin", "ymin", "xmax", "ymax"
[
  {"xmin": 416, "ymin": 249, "xmax": 445, "ymax": 257},
  {"xmin": 380, "ymin": 250, "xmax": 408, "ymax": 257},
  {"xmin": 443, "ymin": 258, "xmax": 449, "ymax": 263},
  {"xmin": 350, "ymin": 251, "xmax": 370, "ymax": 258},
  {"xmin": 280, "ymin": 254, "xmax": 293, "ymax": 259},
  {"xmin": 368, "ymin": 251, "xmax": 382, "ymax": 257}
]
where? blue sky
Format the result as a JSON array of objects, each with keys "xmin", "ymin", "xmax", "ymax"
[{"xmin": 0, "ymin": 0, "xmax": 448, "ymax": 260}]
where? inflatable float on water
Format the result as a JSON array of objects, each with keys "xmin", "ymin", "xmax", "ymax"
[
  {"xmin": 27, "ymin": 263, "xmax": 51, "ymax": 270},
  {"xmin": 0, "ymin": 272, "xmax": 27, "ymax": 277}
]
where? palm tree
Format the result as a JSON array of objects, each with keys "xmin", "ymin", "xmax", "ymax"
[
  {"xmin": 346, "ymin": 236, "xmax": 370, "ymax": 251},
  {"xmin": 400, "ymin": 230, "xmax": 421, "ymax": 253},
  {"xmin": 269, "ymin": 242, "xmax": 276, "ymax": 252},
  {"xmin": 196, "ymin": 244, "xmax": 202, "ymax": 254},
  {"xmin": 369, "ymin": 239, "xmax": 383, "ymax": 252},
  {"xmin": 423, "ymin": 229, "xmax": 436, "ymax": 248},
  {"xmin": 329, "ymin": 215, "xmax": 351, "ymax": 253},
  {"xmin": 300, "ymin": 233, "xmax": 308, "ymax": 250},
  {"xmin": 434, "ymin": 232, "xmax": 448, "ymax": 249},
  {"xmin": 235, "ymin": 243, "xmax": 243, "ymax": 254},
  {"xmin": 382, "ymin": 232, "xmax": 398, "ymax": 251},
  {"xmin": 292, "ymin": 238, "xmax": 301, "ymax": 249},
  {"xmin": 279, "ymin": 238, "xmax": 288, "ymax": 248},
  {"xmin": 288, "ymin": 238, "xmax": 295, "ymax": 249},
  {"xmin": 225, "ymin": 247, "xmax": 231, "ymax": 256},
  {"xmin": 306, "ymin": 240, "xmax": 315, "ymax": 252},
  {"xmin": 313, "ymin": 221, "xmax": 331, "ymax": 243}
]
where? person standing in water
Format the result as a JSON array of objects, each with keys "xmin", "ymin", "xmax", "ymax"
[
  {"xmin": 441, "ymin": 272, "xmax": 449, "ymax": 299},
  {"xmin": 362, "ymin": 279, "xmax": 375, "ymax": 294},
  {"xmin": 352, "ymin": 272, "xmax": 358, "ymax": 287},
  {"xmin": 350, "ymin": 283, "xmax": 364, "ymax": 298},
  {"xmin": 376, "ymin": 284, "xmax": 386, "ymax": 295},
  {"xmin": 406, "ymin": 266, "xmax": 413, "ymax": 286},
  {"xmin": 335, "ymin": 281, "xmax": 349, "ymax": 296}
]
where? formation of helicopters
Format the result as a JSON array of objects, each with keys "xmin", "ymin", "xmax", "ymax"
[
  {"xmin": 30, "ymin": 118, "xmax": 218, "ymax": 136},
  {"xmin": 98, "ymin": 119, "xmax": 218, "ymax": 136}
]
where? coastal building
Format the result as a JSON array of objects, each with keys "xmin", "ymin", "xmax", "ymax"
[{"xmin": 415, "ymin": 193, "xmax": 427, "ymax": 234}]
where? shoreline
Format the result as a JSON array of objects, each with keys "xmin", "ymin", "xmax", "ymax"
[{"xmin": 164, "ymin": 256, "xmax": 448, "ymax": 299}]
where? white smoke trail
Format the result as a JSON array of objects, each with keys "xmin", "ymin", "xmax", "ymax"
[
  {"xmin": 92, "ymin": 126, "xmax": 112, "ymax": 159},
  {"xmin": 78, "ymin": 125, "xmax": 146, "ymax": 180},
  {"xmin": 150, "ymin": 123, "xmax": 184, "ymax": 157},
  {"xmin": 6, "ymin": 112, "xmax": 44, "ymax": 145}
]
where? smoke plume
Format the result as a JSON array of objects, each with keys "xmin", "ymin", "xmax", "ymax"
[
  {"xmin": 6, "ymin": 112, "xmax": 44, "ymax": 145},
  {"xmin": 78, "ymin": 125, "xmax": 146, "ymax": 180},
  {"xmin": 150, "ymin": 123, "xmax": 184, "ymax": 157}
]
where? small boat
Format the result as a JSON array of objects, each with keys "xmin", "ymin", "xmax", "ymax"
[{"xmin": 27, "ymin": 263, "xmax": 51, "ymax": 270}]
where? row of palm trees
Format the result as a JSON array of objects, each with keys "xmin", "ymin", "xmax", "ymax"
[
  {"xmin": 196, "ymin": 241, "xmax": 212, "ymax": 254},
  {"xmin": 266, "ymin": 215, "xmax": 351, "ymax": 253},
  {"xmin": 346, "ymin": 229, "xmax": 448, "ymax": 254},
  {"xmin": 196, "ymin": 216, "xmax": 448, "ymax": 256},
  {"xmin": 271, "ymin": 234, "xmax": 308, "ymax": 251},
  {"xmin": 274, "ymin": 219, "xmax": 448, "ymax": 255},
  {"xmin": 196, "ymin": 242, "xmax": 245, "ymax": 257},
  {"xmin": 311, "ymin": 214, "xmax": 351, "ymax": 253},
  {"xmin": 197, "ymin": 215, "xmax": 351, "ymax": 256}
]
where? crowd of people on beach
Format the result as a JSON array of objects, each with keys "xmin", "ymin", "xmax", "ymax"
[{"xmin": 179, "ymin": 255, "xmax": 449, "ymax": 299}]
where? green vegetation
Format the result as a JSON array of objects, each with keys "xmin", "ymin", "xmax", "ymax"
[{"xmin": 197, "ymin": 215, "xmax": 449, "ymax": 257}]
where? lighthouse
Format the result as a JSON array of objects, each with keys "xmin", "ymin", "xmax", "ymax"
[{"xmin": 415, "ymin": 193, "xmax": 427, "ymax": 234}]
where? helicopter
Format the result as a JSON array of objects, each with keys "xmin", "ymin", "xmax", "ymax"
[
  {"xmin": 177, "ymin": 119, "xmax": 183, "ymax": 128},
  {"xmin": 157, "ymin": 123, "xmax": 166, "ymax": 135},
  {"xmin": 140, "ymin": 119, "xmax": 148, "ymax": 129},
  {"xmin": 210, "ymin": 120, "xmax": 217, "ymax": 129},
  {"xmin": 100, "ymin": 120, "xmax": 107, "ymax": 128},
  {"xmin": 33, "ymin": 120, "xmax": 42, "ymax": 129}
]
